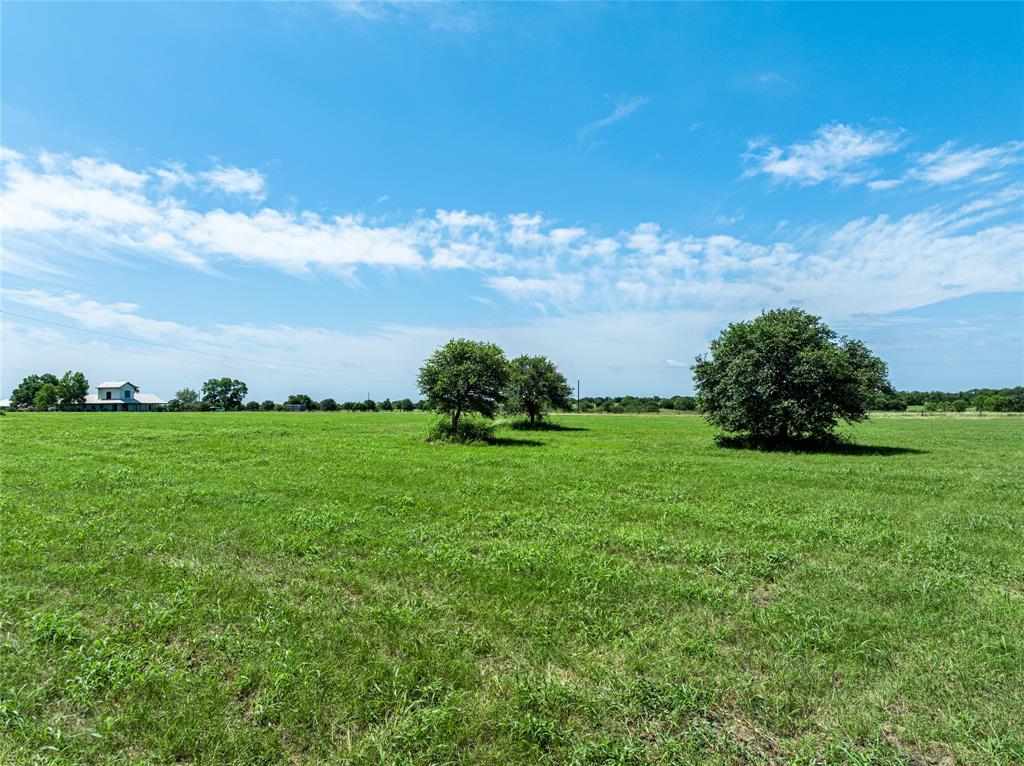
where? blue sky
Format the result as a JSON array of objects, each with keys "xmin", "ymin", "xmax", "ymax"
[{"xmin": 2, "ymin": 2, "xmax": 1022, "ymax": 401}]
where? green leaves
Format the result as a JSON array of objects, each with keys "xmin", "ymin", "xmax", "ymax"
[
  {"xmin": 418, "ymin": 339, "xmax": 510, "ymax": 431},
  {"xmin": 506, "ymin": 355, "xmax": 575, "ymax": 425},
  {"xmin": 693, "ymin": 308, "xmax": 892, "ymax": 444}
]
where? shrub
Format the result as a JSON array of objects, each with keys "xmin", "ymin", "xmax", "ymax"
[{"xmin": 425, "ymin": 417, "xmax": 496, "ymax": 444}]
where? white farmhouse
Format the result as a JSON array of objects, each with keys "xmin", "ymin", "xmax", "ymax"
[{"xmin": 84, "ymin": 381, "xmax": 167, "ymax": 412}]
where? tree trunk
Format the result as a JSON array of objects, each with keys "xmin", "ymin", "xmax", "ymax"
[{"xmin": 452, "ymin": 407, "xmax": 461, "ymax": 431}]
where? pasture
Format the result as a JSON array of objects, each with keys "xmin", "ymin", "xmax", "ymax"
[{"xmin": 1, "ymin": 413, "xmax": 1021, "ymax": 765}]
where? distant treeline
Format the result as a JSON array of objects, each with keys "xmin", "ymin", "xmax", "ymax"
[
  {"xmin": 174, "ymin": 388, "xmax": 1024, "ymax": 413},
  {"xmin": 871, "ymin": 386, "xmax": 1024, "ymax": 412}
]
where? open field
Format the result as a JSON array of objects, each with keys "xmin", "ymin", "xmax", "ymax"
[{"xmin": 1, "ymin": 413, "xmax": 1022, "ymax": 765}]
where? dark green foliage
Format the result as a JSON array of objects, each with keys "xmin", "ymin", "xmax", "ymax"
[
  {"xmin": 417, "ymin": 338, "xmax": 510, "ymax": 431},
  {"xmin": 10, "ymin": 373, "xmax": 59, "ymax": 407},
  {"xmin": 285, "ymin": 394, "xmax": 318, "ymax": 410},
  {"xmin": 692, "ymin": 308, "xmax": 893, "ymax": 444},
  {"xmin": 395, "ymin": 398, "xmax": 415, "ymax": 412},
  {"xmin": 379, "ymin": 398, "xmax": 394, "ymax": 411},
  {"xmin": 260, "ymin": 400, "xmax": 276, "ymax": 411},
  {"xmin": 169, "ymin": 388, "xmax": 201, "ymax": 412},
  {"xmin": 363, "ymin": 399, "xmax": 377, "ymax": 412},
  {"xmin": 56, "ymin": 371, "xmax": 89, "ymax": 408},
  {"xmin": 319, "ymin": 398, "xmax": 338, "ymax": 411},
  {"xmin": 33, "ymin": 383, "xmax": 58, "ymax": 410},
  {"xmin": 244, "ymin": 401, "xmax": 261, "ymax": 411},
  {"xmin": 201, "ymin": 378, "xmax": 248, "ymax": 410},
  {"xmin": 506, "ymin": 355, "xmax": 574, "ymax": 425},
  {"xmin": 425, "ymin": 417, "xmax": 496, "ymax": 444}
]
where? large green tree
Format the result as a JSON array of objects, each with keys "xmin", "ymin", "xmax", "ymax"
[
  {"xmin": 417, "ymin": 338, "xmax": 509, "ymax": 431},
  {"xmin": 506, "ymin": 355, "xmax": 574, "ymax": 425},
  {"xmin": 692, "ymin": 308, "xmax": 893, "ymax": 444},
  {"xmin": 56, "ymin": 371, "xmax": 89, "ymax": 409},
  {"xmin": 201, "ymin": 378, "xmax": 248, "ymax": 410},
  {"xmin": 10, "ymin": 373, "xmax": 59, "ymax": 407}
]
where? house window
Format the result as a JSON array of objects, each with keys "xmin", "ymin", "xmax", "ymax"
[
  {"xmin": 105, "ymin": 391, "xmax": 111, "ymax": 400},
  {"xmin": 123, "ymin": 389, "xmax": 131, "ymax": 399}
]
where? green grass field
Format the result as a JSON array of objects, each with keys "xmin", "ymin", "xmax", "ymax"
[{"xmin": 1, "ymin": 412, "xmax": 1021, "ymax": 765}]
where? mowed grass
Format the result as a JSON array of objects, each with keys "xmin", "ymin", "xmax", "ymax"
[{"xmin": 1, "ymin": 413, "xmax": 1022, "ymax": 766}]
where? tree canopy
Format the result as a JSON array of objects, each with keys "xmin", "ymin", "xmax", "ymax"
[
  {"xmin": 507, "ymin": 355, "xmax": 574, "ymax": 424},
  {"xmin": 10, "ymin": 374, "xmax": 60, "ymax": 407},
  {"xmin": 201, "ymin": 378, "xmax": 248, "ymax": 410},
  {"xmin": 55, "ymin": 371, "xmax": 89, "ymax": 408},
  {"xmin": 417, "ymin": 338, "xmax": 509, "ymax": 431},
  {"xmin": 692, "ymin": 308, "xmax": 893, "ymax": 444}
]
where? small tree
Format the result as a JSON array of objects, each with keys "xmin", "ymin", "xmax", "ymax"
[
  {"xmin": 506, "ymin": 355, "xmax": 574, "ymax": 425},
  {"xmin": 363, "ymin": 398, "xmax": 377, "ymax": 412},
  {"xmin": 692, "ymin": 308, "xmax": 892, "ymax": 445},
  {"xmin": 395, "ymin": 398, "xmax": 415, "ymax": 412},
  {"xmin": 202, "ymin": 378, "xmax": 247, "ymax": 410},
  {"xmin": 379, "ymin": 398, "xmax": 394, "ymax": 411},
  {"xmin": 260, "ymin": 400, "xmax": 276, "ymax": 411},
  {"xmin": 417, "ymin": 338, "xmax": 509, "ymax": 432},
  {"xmin": 34, "ymin": 383, "xmax": 58, "ymax": 410},
  {"xmin": 177, "ymin": 388, "xmax": 200, "ymax": 406},
  {"xmin": 244, "ymin": 400, "xmax": 261, "ymax": 411},
  {"xmin": 319, "ymin": 398, "xmax": 338, "ymax": 411},
  {"xmin": 56, "ymin": 371, "xmax": 89, "ymax": 409}
]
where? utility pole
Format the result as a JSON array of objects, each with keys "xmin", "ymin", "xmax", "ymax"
[{"xmin": 577, "ymin": 379, "xmax": 581, "ymax": 413}]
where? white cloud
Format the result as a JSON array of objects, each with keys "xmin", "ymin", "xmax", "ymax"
[
  {"xmin": 866, "ymin": 179, "xmax": 904, "ymax": 191},
  {"xmin": 2, "ymin": 144, "xmax": 1022, "ymax": 326},
  {"xmin": 485, "ymin": 275, "xmax": 584, "ymax": 305},
  {"xmin": 198, "ymin": 165, "xmax": 267, "ymax": 200},
  {"xmin": 909, "ymin": 141, "xmax": 1024, "ymax": 185},
  {"xmin": 745, "ymin": 123, "xmax": 903, "ymax": 185},
  {"xmin": 331, "ymin": 1, "xmax": 482, "ymax": 34},
  {"xmin": 579, "ymin": 95, "xmax": 649, "ymax": 139}
]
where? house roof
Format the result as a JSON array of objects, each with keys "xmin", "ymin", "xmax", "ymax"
[
  {"xmin": 84, "ymin": 393, "xmax": 167, "ymax": 405},
  {"xmin": 97, "ymin": 381, "xmax": 138, "ymax": 389}
]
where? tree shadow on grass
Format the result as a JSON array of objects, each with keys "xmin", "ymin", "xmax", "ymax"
[
  {"xmin": 504, "ymin": 420, "xmax": 589, "ymax": 432},
  {"xmin": 489, "ymin": 436, "xmax": 545, "ymax": 447},
  {"xmin": 715, "ymin": 434, "xmax": 928, "ymax": 456}
]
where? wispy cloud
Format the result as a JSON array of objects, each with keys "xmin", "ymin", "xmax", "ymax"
[
  {"xmin": 578, "ymin": 95, "xmax": 649, "ymax": 145},
  {"xmin": 744, "ymin": 123, "xmax": 904, "ymax": 186},
  {"xmin": 753, "ymin": 71, "xmax": 795, "ymax": 88},
  {"xmin": 909, "ymin": 141, "xmax": 1024, "ymax": 185},
  {"xmin": 331, "ymin": 1, "xmax": 483, "ymax": 34},
  {"xmin": 199, "ymin": 166, "xmax": 267, "ymax": 200},
  {"xmin": 3, "ymin": 145, "xmax": 1022, "ymax": 324}
]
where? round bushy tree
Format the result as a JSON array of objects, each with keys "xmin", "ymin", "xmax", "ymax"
[
  {"xmin": 692, "ymin": 308, "xmax": 892, "ymax": 444},
  {"xmin": 417, "ymin": 338, "xmax": 509, "ymax": 433},
  {"xmin": 507, "ymin": 355, "xmax": 574, "ymax": 425}
]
